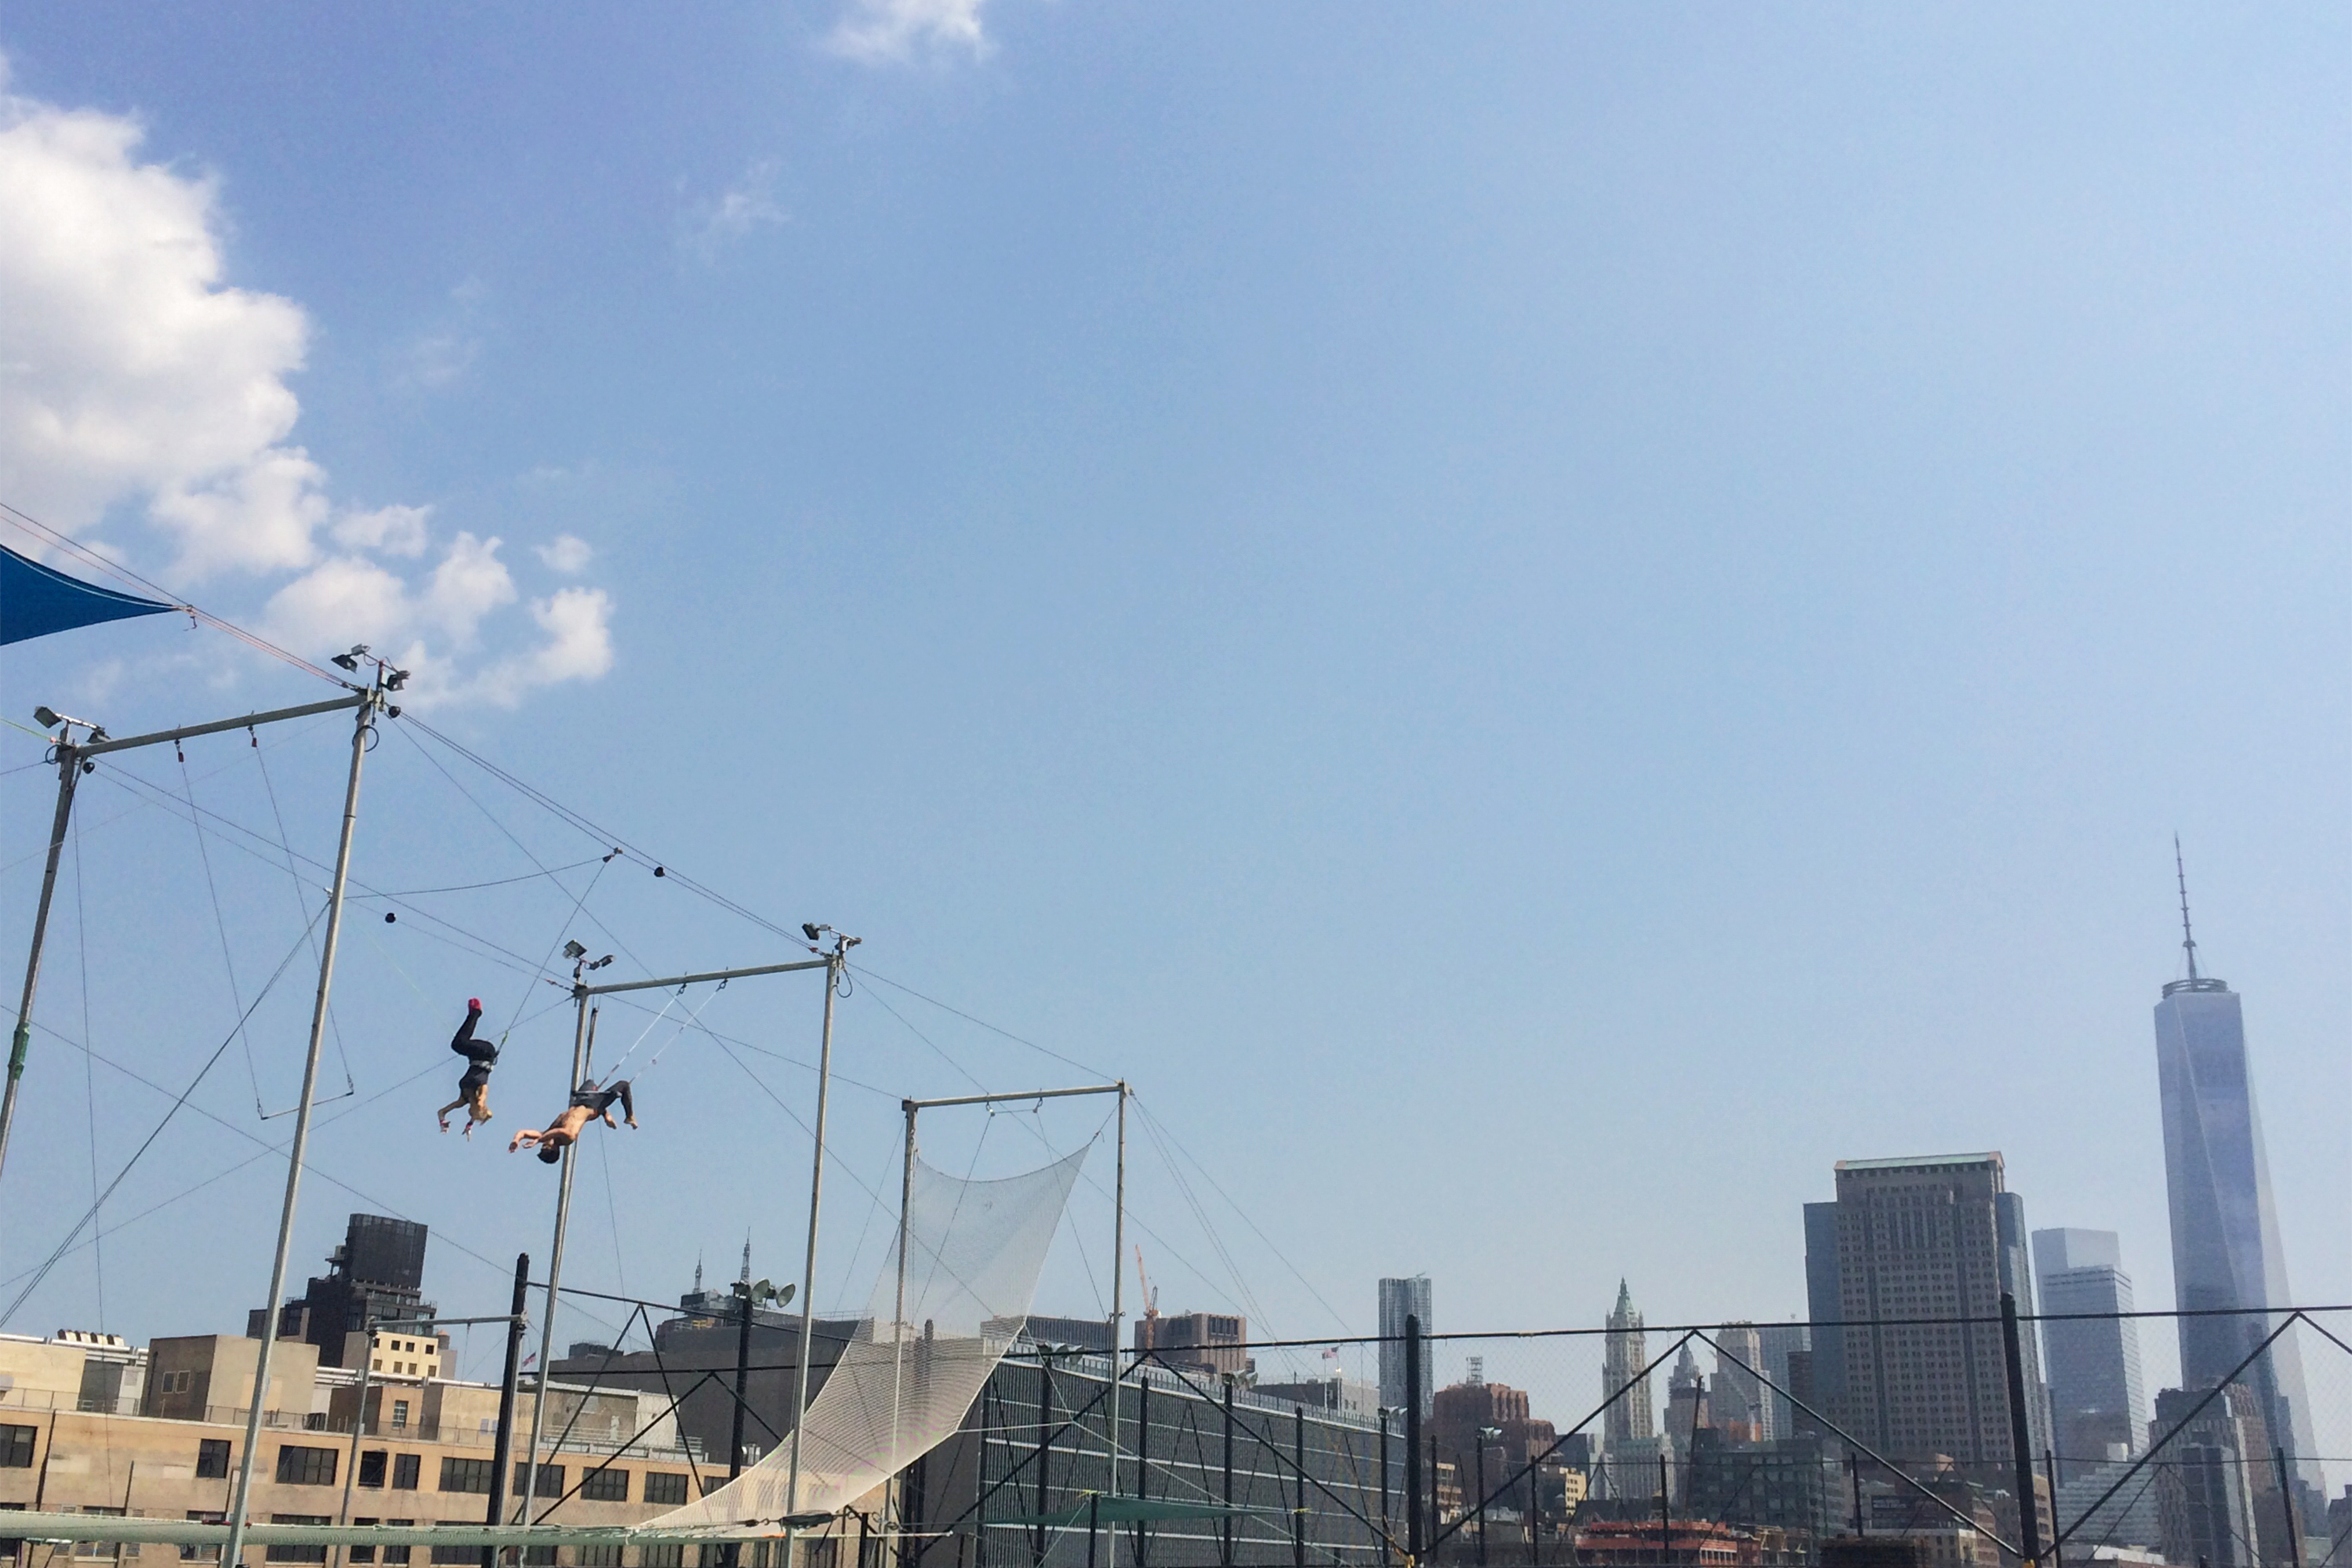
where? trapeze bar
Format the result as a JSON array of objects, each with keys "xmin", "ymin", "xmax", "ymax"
[
  {"xmin": 904, "ymin": 1083, "xmax": 1123, "ymax": 1111},
  {"xmin": 77, "ymin": 693, "xmax": 371, "ymax": 757},
  {"xmin": 579, "ymin": 957, "xmax": 830, "ymax": 997}
]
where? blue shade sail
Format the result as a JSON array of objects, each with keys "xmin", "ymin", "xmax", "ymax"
[{"xmin": 0, "ymin": 543, "xmax": 176, "ymax": 645}]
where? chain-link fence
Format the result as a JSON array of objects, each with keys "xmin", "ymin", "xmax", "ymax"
[{"xmin": 885, "ymin": 1305, "xmax": 2352, "ymax": 1568}]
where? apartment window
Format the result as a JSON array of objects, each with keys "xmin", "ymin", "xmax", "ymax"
[
  {"xmin": 578, "ymin": 1467, "xmax": 629, "ymax": 1502},
  {"xmin": 196, "ymin": 1440, "xmax": 231, "ymax": 1479},
  {"xmin": 427, "ymin": 1545, "xmax": 476, "ymax": 1566},
  {"xmin": 641, "ymin": 1473, "xmax": 688, "ymax": 1508},
  {"xmin": 0, "ymin": 1425, "xmax": 36, "ymax": 1468},
  {"xmin": 512, "ymin": 1465, "xmax": 564, "ymax": 1498},
  {"xmin": 380, "ymin": 1523, "xmax": 414, "ymax": 1566},
  {"xmin": 275, "ymin": 1446, "xmax": 339, "ymax": 1486},
  {"xmin": 347, "ymin": 1520, "xmax": 377, "ymax": 1565},
  {"xmin": 438, "ymin": 1457, "xmax": 495, "ymax": 1495},
  {"xmin": 265, "ymin": 1515, "xmax": 329, "ymax": 1564},
  {"xmin": 158, "ymin": 1370, "xmax": 193, "ymax": 1396},
  {"xmin": 578, "ymin": 1548, "xmax": 623, "ymax": 1568},
  {"xmin": 390, "ymin": 1401, "xmax": 410, "ymax": 1428},
  {"xmin": 635, "ymin": 1547, "xmax": 684, "ymax": 1568},
  {"xmin": 75, "ymin": 1507, "xmax": 130, "ymax": 1560},
  {"xmin": 390, "ymin": 1454, "xmax": 421, "ymax": 1490},
  {"xmin": 358, "ymin": 1451, "xmax": 387, "ymax": 1489},
  {"xmin": 181, "ymin": 1512, "xmax": 225, "ymax": 1562}
]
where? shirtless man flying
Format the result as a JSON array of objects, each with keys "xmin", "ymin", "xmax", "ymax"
[{"xmin": 510, "ymin": 1078, "xmax": 638, "ymax": 1163}]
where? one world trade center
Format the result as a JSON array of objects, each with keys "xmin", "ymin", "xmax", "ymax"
[{"xmin": 2153, "ymin": 847, "xmax": 2319, "ymax": 1497}]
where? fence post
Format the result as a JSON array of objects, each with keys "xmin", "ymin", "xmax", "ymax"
[
  {"xmin": 1221, "ymin": 1378, "xmax": 1236, "ymax": 1568},
  {"xmin": 1405, "ymin": 1316, "xmax": 1423, "ymax": 1564},
  {"xmin": 1033, "ymin": 1354, "xmax": 1052, "ymax": 1568},
  {"xmin": 1999, "ymin": 1292, "xmax": 2042, "ymax": 1568},
  {"xmin": 1293, "ymin": 1405, "xmax": 1307, "ymax": 1568},
  {"xmin": 1134, "ymin": 1375, "xmax": 1149, "ymax": 1568},
  {"xmin": 1380, "ymin": 1410, "xmax": 1392, "ymax": 1560},
  {"xmin": 2273, "ymin": 1446, "xmax": 2303, "ymax": 1568}
]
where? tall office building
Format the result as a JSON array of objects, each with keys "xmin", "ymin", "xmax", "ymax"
[
  {"xmin": 2153, "ymin": 858, "xmax": 2320, "ymax": 1493},
  {"xmin": 2031, "ymin": 1228, "xmax": 2147, "ymax": 1478},
  {"xmin": 248, "ymin": 1213, "xmax": 434, "ymax": 1369},
  {"xmin": 1802, "ymin": 1203, "xmax": 1847, "ymax": 1429},
  {"xmin": 1819, "ymin": 1153, "xmax": 2047, "ymax": 1468},
  {"xmin": 1379, "ymin": 1275, "xmax": 1434, "ymax": 1417},
  {"xmin": 1711, "ymin": 1322, "xmax": 1778, "ymax": 1439},
  {"xmin": 1603, "ymin": 1279, "xmax": 1657, "ymax": 1443},
  {"xmin": 1755, "ymin": 1323, "xmax": 1809, "ymax": 1440}
]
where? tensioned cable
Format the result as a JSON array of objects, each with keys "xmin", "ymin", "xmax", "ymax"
[
  {"xmin": 250, "ymin": 724, "xmax": 358, "ymax": 1102},
  {"xmin": 0, "ymin": 1012, "xmax": 629, "ymax": 1345},
  {"xmin": 0, "ymin": 903, "xmax": 326, "ymax": 1326},
  {"xmin": 0, "ymin": 500, "xmax": 343, "ymax": 685},
  {"xmin": 176, "ymin": 741, "xmax": 270, "ymax": 1115},
  {"xmin": 0, "ymin": 716, "xmax": 329, "ymax": 881}
]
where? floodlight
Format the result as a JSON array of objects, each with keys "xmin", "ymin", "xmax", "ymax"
[
  {"xmin": 564, "ymin": 939, "xmax": 588, "ymax": 960},
  {"xmin": 33, "ymin": 706, "xmax": 61, "ymax": 729},
  {"xmin": 802, "ymin": 923, "xmax": 824, "ymax": 942},
  {"xmin": 386, "ymin": 668, "xmax": 410, "ymax": 691},
  {"xmin": 331, "ymin": 653, "xmax": 360, "ymax": 672},
  {"xmin": 590, "ymin": 954, "xmax": 615, "ymax": 970}
]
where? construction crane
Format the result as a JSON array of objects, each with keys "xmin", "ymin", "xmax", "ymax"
[{"xmin": 1134, "ymin": 1244, "xmax": 1161, "ymax": 1342}]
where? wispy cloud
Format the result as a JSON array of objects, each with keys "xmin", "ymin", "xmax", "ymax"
[
  {"xmin": 680, "ymin": 161, "xmax": 785, "ymax": 264},
  {"xmin": 825, "ymin": 0, "xmax": 991, "ymax": 65}
]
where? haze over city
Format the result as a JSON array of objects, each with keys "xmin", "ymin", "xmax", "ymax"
[{"xmin": 1, "ymin": 2, "xmax": 2347, "ymax": 1512}]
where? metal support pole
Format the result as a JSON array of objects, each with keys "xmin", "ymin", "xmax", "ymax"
[
  {"xmin": 1475, "ymin": 1436, "xmax": 1488, "ymax": 1568},
  {"xmin": 786, "ymin": 946, "xmax": 847, "ymax": 1541},
  {"xmin": 0, "ymin": 748, "xmax": 78, "ymax": 1187},
  {"xmin": 223, "ymin": 689, "xmax": 378, "ymax": 1568},
  {"xmin": 1849, "ymin": 1452, "xmax": 1864, "ymax": 1537},
  {"xmin": 1133, "ymin": 1374, "xmax": 1149, "ymax": 1568},
  {"xmin": 1221, "ymin": 1381, "xmax": 1236, "ymax": 1568},
  {"xmin": 1035, "ymin": 1355, "xmax": 1053, "ymax": 1568},
  {"xmin": 1657, "ymin": 1454, "xmax": 1668, "ymax": 1566},
  {"xmin": 2274, "ymin": 1446, "xmax": 2303, "ymax": 1568},
  {"xmin": 1999, "ymin": 1292, "xmax": 2042, "ymax": 1568},
  {"xmin": 1526, "ymin": 1454, "xmax": 1539, "ymax": 1567},
  {"xmin": 1405, "ymin": 1317, "xmax": 1423, "ymax": 1564},
  {"xmin": 724, "ymin": 1283, "xmax": 759, "ymax": 1568},
  {"xmin": 1106, "ymin": 1086, "xmax": 1127, "ymax": 1568},
  {"xmin": 895, "ymin": 1101, "xmax": 918, "ymax": 1479},
  {"xmin": 1293, "ymin": 1406, "xmax": 1306, "ymax": 1568},
  {"xmin": 486, "ymin": 1254, "xmax": 529, "ymax": 1568},
  {"xmin": 334, "ymin": 1332, "xmax": 375, "ymax": 1568},
  {"xmin": 2042, "ymin": 1450, "xmax": 2062, "ymax": 1568},
  {"xmin": 518, "ymin": 993, "xmax": 593, "ymax": 1524},
  {"xmin": 1380, "ymin": 1411, "xmax": 1392, "ymax": 1561}
]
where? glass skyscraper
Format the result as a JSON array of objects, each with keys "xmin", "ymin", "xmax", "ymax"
[{"xmin": 2153, "ymin": 876, "xmax": 2320, "ymax": 1495}]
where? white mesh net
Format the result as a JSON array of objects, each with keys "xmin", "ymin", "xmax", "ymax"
[{"xmin": 649, "ymin": 1145, "xmax": 1089, "ymax": 1528}]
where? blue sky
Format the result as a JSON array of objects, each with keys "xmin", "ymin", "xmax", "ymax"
[{"xmin": 2, "ymin": 4, "xmax": 2349, "ymax": 1434}]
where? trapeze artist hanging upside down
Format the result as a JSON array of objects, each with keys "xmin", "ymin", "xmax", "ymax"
[
  {"xmin": 510, "ymin": 1077, "xmax": 638, "ymax": 1163},
  {"xmin": 436, "ymin": 999, "xmax": 499, "ymax": 1136}
]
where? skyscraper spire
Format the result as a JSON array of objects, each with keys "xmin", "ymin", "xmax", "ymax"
[
  {"xmin": 739, "ymin": 1236, "xmax": 752, "ymax": 1285},
  {"xmin": 2174, "ymin": 834, "xmax": 2199, "ymax": 982}
]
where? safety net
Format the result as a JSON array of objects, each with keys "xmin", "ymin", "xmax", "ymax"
[{"xmin": 649, "ymin": 1145, "xmax": 1088, "ymax": 1529}]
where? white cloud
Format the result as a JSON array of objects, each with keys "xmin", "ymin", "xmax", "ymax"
[
  {"xmin": 536, "ymin": 533, "xmax": 593, "ymax": 573},
  {"xmin": 0, "ymin": 67, "xmax": 613, "ymax": 710},
  {"xmin": 332, "ymin": 503, "xmax": 431, "ymax": 557},
  {"xmin": 826, "ymin": 0, "xmax": 991, "ymax": 64},
  {"xmin": 681, "ymin": 162, "xmax": 785, "ymax": 263}
]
